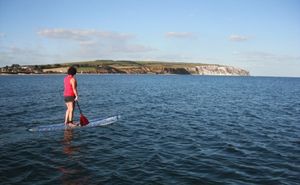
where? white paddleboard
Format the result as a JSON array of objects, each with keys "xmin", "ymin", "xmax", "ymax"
[{"xmin": 28, "ymin": 115, "xmax": 120, "ymax": 132}]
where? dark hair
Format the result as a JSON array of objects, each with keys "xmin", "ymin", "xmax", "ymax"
[{"xmin": 67, "ymin": 66, "xmax": 77, "ymax": 75}]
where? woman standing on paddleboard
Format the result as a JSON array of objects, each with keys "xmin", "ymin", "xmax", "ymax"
[{"xmin": 64, "ymin": 66, "xmax": 78, "ymax": 127}]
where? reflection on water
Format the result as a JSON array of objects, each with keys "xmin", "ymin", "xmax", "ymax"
[
  {"xmin": 59, "ymin": 129, "xmax": 90, "ymax": 185},
  {"xmin": 63, "ymin": 129, "xmax": 78, "ymax": 155}
]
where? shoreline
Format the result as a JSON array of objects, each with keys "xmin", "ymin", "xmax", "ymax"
[
  {"xmin": 1, "ymin": 72, "xmax": 299, "ymax": 78},
  {"xmin": 0, "ymin": 60, "xmax": 250, "ymax": 76}
]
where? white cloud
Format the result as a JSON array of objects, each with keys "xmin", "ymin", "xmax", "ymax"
[
  {"xmin": 38, "ymin": 28, "xmax": 155, "ymax": 56},
  {"xmin": 79, "ymin": 40, "xmax": 98, "ymax": 46},
  {"xmin": 165, "ymin": 32, "xmax": 196, "ymax": 39},
  {"xmin": 229, "ymin": 34, "xmax": 251, "ymax": 42},
  {"xmin": 113, "ymin": 44, "xmax": 155, "ymax": 53},
  {"xmin": 0, "ymin": 32, "xmax": 5, "ymax": 38},
  {"xmin": 234, "ymin": 51, "xmax": 300, "ymax": 62},
  {"xmin": 232, "ymin": 51, "xmax": 300, "ymax": 77},
  {"xmin": 38, "ymin": 29, "xmax": 132, "ymax": 41},
  {"xmin": 0, "ymin": 28, "xmax": 156, "ymax": 66},
  {"xmin": 0, "ymin": 45, "xmax": 65, "ymax": 66}
]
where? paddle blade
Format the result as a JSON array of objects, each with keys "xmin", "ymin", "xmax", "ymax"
[{"xmin": 80, "ymin": 114, "xmax": 89, "ymax": 126}]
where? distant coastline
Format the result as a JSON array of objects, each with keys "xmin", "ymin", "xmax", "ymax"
[{"xmin": 0, "ymin": 60, "xmax": 250, "ymax": 76}]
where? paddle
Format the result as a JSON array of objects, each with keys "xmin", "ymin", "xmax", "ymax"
[{"xmin": 76, "ymin": 101, "xmax": 89, "ymax": 126}]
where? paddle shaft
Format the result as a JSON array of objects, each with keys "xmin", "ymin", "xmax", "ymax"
[{"xmin": 76, "ymin": 101, "xmax": 83, "ymax": 114}]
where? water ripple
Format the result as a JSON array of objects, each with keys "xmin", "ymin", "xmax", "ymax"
[{"xmin": 1, "ymin": 75, "xmax": 300, "ymax": 184}]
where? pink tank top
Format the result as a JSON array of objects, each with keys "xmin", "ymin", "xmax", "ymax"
[{"xmin": 64, "ymin": 75, "xmax": 75, "ymax": 96}]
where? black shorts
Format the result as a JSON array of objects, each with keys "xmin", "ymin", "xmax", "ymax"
[{"xmin": 64, "ymin": 96, "xmax": 75, "ymax": 103}]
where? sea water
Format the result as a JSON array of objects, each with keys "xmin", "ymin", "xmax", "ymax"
[{"xmin": 0, "ymin": 75, "xmax": 299, "ymax": 185}]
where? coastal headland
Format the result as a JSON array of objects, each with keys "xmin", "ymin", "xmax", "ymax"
[{"xmin": 0, "ymin": 60, "xmax": 250, "ymax": 76}]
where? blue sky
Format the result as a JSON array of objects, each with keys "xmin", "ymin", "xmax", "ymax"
[{"xmin": 0, "ymin": 0, "xmax": 299, "ymax": 76}]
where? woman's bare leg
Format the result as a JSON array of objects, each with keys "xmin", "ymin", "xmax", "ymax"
[
  {"xmin": 65, "ymin": 101, "xmax": 77, "ymax": 127},
  {"xmin": 65, "ymin": 102, "xmax": 74, "ymax": 124}
]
